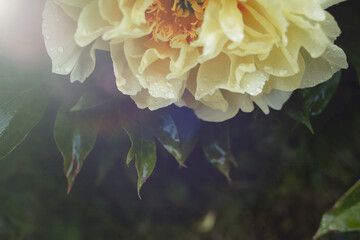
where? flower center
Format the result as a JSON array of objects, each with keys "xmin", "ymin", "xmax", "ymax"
[{"xmin": 145, "ymin": 0, "xmax": 209, "ymax": 44}]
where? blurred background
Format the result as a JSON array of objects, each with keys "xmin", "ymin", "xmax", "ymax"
[{"xmin": 0, "ymin": 0, "xmax": 360, "ymax": 239}]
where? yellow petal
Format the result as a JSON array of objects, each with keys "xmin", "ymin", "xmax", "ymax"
[
  {"xmin": 279, "ymin": 0, "xmax": 325, "ymax": 21},
  {"xmin": 192, "ymin": 0, "xmax": 228, "ymax": 63},
  {"xmin": 267, "ymin": 54, "xmax": 305, "ymax": 91},
  {"xmin": 99, "ymin": 0, "xmax": 123, "ymax": 24},
  {"xmin": 300, "ymin": 45, "xmax": 348, "ymax": 88},
  {"xmin": 196, "ymin": 53, "xmax": 230, "ymax": 99},
  {"xmin": 219, "ymin": 0, "xmax": 244, "ymax": 43},
  {"xmin": 110, "ymin": 43, "xmax": 143, "ymax": 95},
  {"xmin": 131, "ymin": 89, "xmax": 174, "ymax": 110}
]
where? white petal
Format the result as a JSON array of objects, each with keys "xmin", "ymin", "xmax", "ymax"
[
  {"xmin": 300, "ymin": 45, "xmax": 348, "ymax": 88},
  {"xmin": 42, "ymin": 1, "xmax": 82, "ymax": 76},
  {"xmin": 70, "ymin": 38, "xmax": 107, "ymax": 82},
  {"xmin": 194, "ymin": 92, "xmax": 242, "ymax": 122},
  {"xmin": 318, "ymin": 0, "xmax": 346, "ymax": 9},
  {"xmin": 261, "ymin": 90, "xmax": 292, "ymax": 110}
]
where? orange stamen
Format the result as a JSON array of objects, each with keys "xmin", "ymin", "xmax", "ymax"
[{"xmin": 146, "ymin": 0, "xmax": 209, "ymax": 45}]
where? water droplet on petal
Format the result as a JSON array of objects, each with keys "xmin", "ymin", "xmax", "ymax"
[
  {"xmin": 166, "ymin": 92, "xmax": 176, "ymax": 99},
  {"xmin": 58, "ymin": 47, "xmax": 64, "ymax": 54},
  {"xmin": 264, "ymin": 66, "xmax": 272, "ymax": 72},
  {"xmin": 280, "ymin": 70, "xmax": 289, "ymax": 76}
]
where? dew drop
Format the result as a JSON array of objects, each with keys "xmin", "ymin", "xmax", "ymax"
[
  {"xmin": 264, "ymin": 66, "xmax": 272, "ymax": 72},
  {"xmin": 166, "ymin": 92, "xmax": 176, "ymax": 99},
  {"xmin": 57, "ymin": 47, "xmax": 64, "ymax": 54},
  {"xmin": 280, "ymin": 70, "xmax": 289, "ymax": 76}
]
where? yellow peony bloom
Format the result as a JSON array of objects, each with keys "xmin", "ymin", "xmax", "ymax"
[{"xmin": 42, "ymin": 0, "xmax": 348, "ymax": 122}]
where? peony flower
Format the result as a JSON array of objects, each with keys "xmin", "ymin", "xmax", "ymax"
[{"xmin": 42, "ymin": 0, "xmax": 348, "ymax": 122}]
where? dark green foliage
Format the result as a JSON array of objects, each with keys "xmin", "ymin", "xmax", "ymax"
[
  {"xmin": 315, "ymin": 181, "xmax": 360, "ymax": 239},
  {"xmin": 123, "ymin": 118, "xmax": 157, "ymax": 197},
  {"xmin": 0, "ymin": 65, "xmax": 50, "ymax": 160},
  {"xmin": 202, "ymin": 124, "xmax": 236, "ymax": 181},
  {"xmin": 54, "ymin": 104, "xmax": 104, "ymax": 193}
]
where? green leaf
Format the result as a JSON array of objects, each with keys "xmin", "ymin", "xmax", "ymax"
[
  {"xmin": 123, "ymin": 121, "xmax": 157, "ymax": 198},
  {"xmin": 202, "ymin": 126, "xmax": 236, "ymax": 181},
  {"xmin": 171, "ymin": 108, "xmax": 201, "ymax": 161},
  {"xmin": 70, "ymin": 89, "xmax": 111, "ymax": 112},
  {"xmin": 151, "ymin": 114, "xmax": 185, "ymax": 167},
  {"xmin": 0, "ymin": 84, "xmax": 49, "ymax": 160},
  {"xmin": 348, "ymin": 49, "xmax": 360, "ymax": 85},
  {"xmin": 334, "ymin": 0, "xmax": 360, "ymax": 85},
  {"xmin": 0, "ymin": 91, "xmax": 18, "ymax": 104},
  {"xmin": 54, "ymin": 104, "xmax": 104, "ymax": 193},
  {"xmin": 302, "ymin": 71, "xmax": 341, "ymax": 117},
  {"xmin": 284, "ymin": 72, "xmax": 342, "ymax": 133},
  {"xmin": 284, "ymin": 92, "xmax": 314, "ymax": 133},
  {"xmin": 347, "ymin": 45, "xmax": 360, "ymax": 84},
  {"xmin": 314, "ymin": 180, "xmax": 360, "ymax": 239},
  {"xmin": 0, "ymin": 59, "xmax": 48, "ymax": 94},
  {"xmin": 96, "ymin": 128, "xmax": 130, "ymax": 185}
]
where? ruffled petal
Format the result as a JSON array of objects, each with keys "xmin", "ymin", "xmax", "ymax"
[
  {"xmin": 110, "ymin": 43, "xmax": 143, "ymax": 95},
  {"xmin": 74, "ymin": 0, "xmax": 111, "ymax": 47},
  {"xmin": 124, "ymin": 38, "xmax": 186, "ymax": 101},
  {"xmin": 193, "ymin": 92, "xmax": 245, "ymax": 122},
  {"xmin": 102, "ymin": 0, "xmax": 152, "ymax": 40},
  {"xmin": 98, "ymin": 0, "xmax": 123, "ymax": 24},
  {"xmin": 300, "ymin": 45, "xmax": 348, "ymax": 88},
  {"xmin": 318, "ymin": 0, "xmax": 346, "ymax": 9},
  {"xmin": 70, "ymin": 38, "xmax": 108, "ymax": 82},
  {"xmin": 192, "ymin": 0, "xmax": 228, "ymax": 63},
  {"xmin": 131, "ymin": 89, "xmax": 173, "ymax": 110},
  {"xmin": 279, "ymin": 0, "xmax": 325, "ymax": 21}
]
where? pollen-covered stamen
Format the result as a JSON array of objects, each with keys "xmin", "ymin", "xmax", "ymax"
[{"xmin": 146, "ymin": 0, "xmax": 209, "ymax": 44}]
